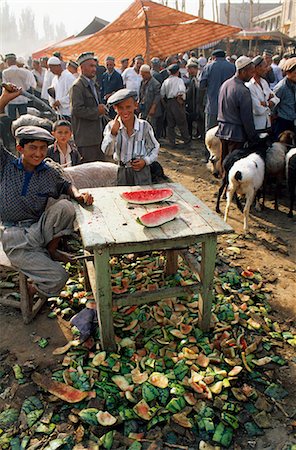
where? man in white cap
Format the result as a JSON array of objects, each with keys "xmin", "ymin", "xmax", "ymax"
[
  {"xmin": 216, "ymin": 56, "xmax": 259, "ymax": 162},
  {"xmin": 2, "ymin": 53, "xmax": 37, "ymax": 120},
  {"xmin": 48, "ymin": 56, "xmax": 76, "ymax": 120},
  {"xmin": 70, "ymin": 52, "xmax": 107, "ymax": 162}
]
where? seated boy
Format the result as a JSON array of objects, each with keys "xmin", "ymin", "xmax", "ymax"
[
  {"xmin": 48, "ymin": 120, "xmax": 81, "ymax": 167},
  {"xmin": 0, "ymin": 85, "xmax": 93, "ymax": 299},
  {"xmin": 101, "ymin": 88, "xmax": 159, "ymax": 185}
]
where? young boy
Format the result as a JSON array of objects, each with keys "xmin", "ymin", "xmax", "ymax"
[
  {"xmin": 0, "ymin": 86, "xmax": 93, "ymax": 299},
  {"xmin": 48, "ymin": 120, "xmax": 81, "ymax": 167},
  {"xmin": 101, "ymin": 88, "xmax": 159, "ymax": 185}
]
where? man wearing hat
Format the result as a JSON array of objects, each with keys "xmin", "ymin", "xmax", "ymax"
[
  {"xmin": 150, "ymin": 57, "xmax": 163, "ymax": 84},
  {"xmin": 139, "ymin": 64, "xmax": 162, "ymax": 138},
  {"xmin": 47, "ymin": 56, "xmax": 76, "ymax": 120},
  {"xmin": 67, "ymin": 60, "xmax": 79, "ymax": 78},
  {"xmin": 2, "ymin": 53, "xmax": 37, "ymax": 120},
  {"xmin": 122, "ymin": 56, "xmax": 144, "ymax": 97},
  {"xmin": 101, "ymin": 88, "xmax": 159, "ymax": 186},
  {"xmin": 117, "ymin": 58, "xmax": 129, "ymax": 75},
  {"xmin": 0, "ymin": 83, "xmax": 93, "ymax": 300},
  {"xmin": 70, "ymin": 52, "xmax": 107, "ymax": 162},
  {"xmin": 199, "ymin": 49, "xmax": 235, "ymax": 133},
  {"xmin": 216, "ymin": 56, "xmax": 259, "ymax": 162},
  {"xmin": 246, "ymin": 56, "xmax": 279, "ymax": 133},
  {"xmin": 186, "ymin": 59, "xmax": 203, "ymax": 139},
  {"xmin": 273, "ymin": 58, "xmax": 296, "ymax": 138},
  {"xmin": 270, "ymin": 55, "xmax": 283, "ymax": 89},
  {"xmin": 262, "ymin": 50, "xmax": 275, "ymax": 86},
  {"xmin": 32, "ymin": 59, "xmax": 46, "ymax": 97},
  {"xmin": 160, "ymin": 64, "xmax": 191, "ymax": 147},
  {"xmin": 101, "ymin": 56, "xmax": 123, "ymax": 118}
]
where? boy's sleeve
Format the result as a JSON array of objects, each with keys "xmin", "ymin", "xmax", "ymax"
[
  {"xmin": 101, "ymin": 122, "xmax": 117, "ymax": 158},
  {"xmin": 143, "ymin": 122, "xmax": 160, "ymax": 166}
]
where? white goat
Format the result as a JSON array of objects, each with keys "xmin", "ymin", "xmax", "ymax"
[
  {"xmin": 205, "ymin": 126, "xmax": 222, "ymax": 177},
  {"xmin": 64, "ymin": 162, "xmax": 118, "ymax": 189},
  {"xmin": 224, "ymin": 153, "xmax": 265, "ymax": 233}
]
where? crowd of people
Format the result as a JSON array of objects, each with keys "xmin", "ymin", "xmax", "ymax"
[{"xmin": 0, "ymin": 45, "xmax": 296, "ymax": 301}]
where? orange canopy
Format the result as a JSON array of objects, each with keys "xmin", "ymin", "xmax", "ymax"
[{"xmin": 33, "ymin": 0, "xmax": 240, "ymax": 63}]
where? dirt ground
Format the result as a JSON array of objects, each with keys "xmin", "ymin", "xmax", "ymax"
[{"xmin": 0, "ymin": 139, "xmax": 295, "ymax": 449}]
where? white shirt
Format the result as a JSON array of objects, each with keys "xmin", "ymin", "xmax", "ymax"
[
  {"xmin": 121, "ymin": 68, "xmax": 142, "ymax": 96},
  {"xmin": 246, "ymin": 77, "xmax": 280, "ymax": 130},
  {"xmin": 101, "ymin": 116, "xmax": 159, "ymax": 166},
  {"xmin": 32, "ymin": 68, "xmax": 46, "ymax": 92},
  {"xmin": 270, "ymin": 63, "xmax": 283, "ymax": 90},
  {"xmin": 50, "ymin": 70, "xmax": 76, "ymax": 116},
  {"xmin": 2, "ymin": 65, "xmax": 37, "ymax": 104},
  {"xmin": 160, "ymin": 75, "xmax": 186, "ymax": 100},
  {"xmin": 41, "ymin": 69, "xmax": 54, "ymax": 101},
  {"xmin": 57, "ymin": 143, "xmax": 72, "ymax": 167}
]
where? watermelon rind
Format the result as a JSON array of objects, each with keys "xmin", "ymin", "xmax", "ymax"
[
  {"xmin": 137, "ymin": 205, "xmax": 180, "ymax": 227},
  {"xmin": 121, "ymin": 188, "xmax": 173, "ymax": 204}
]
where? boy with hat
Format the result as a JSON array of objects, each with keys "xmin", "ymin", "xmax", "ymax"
[
  {"xmin": 101, "ymin": 88, "xmax": 159, "ymax": 185},
  {"xmin": 0, "ymin": 84, "xmax": 93, "ymax": 300}
]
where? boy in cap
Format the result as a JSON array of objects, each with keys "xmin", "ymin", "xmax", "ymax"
[
  {"xmin": 0, "ymin": 84, "xmax": 93, "ymax": 300},
  {"xmin": 101, "ymin": 88, "xmax": 159, "ymax": 185}
]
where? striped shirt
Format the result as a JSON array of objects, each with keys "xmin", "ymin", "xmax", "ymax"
[{"xmin": 101, "ymin": 116, "xmax": 159, "ymax": 166}]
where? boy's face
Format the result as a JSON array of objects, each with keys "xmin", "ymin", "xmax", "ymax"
[
  {"xmin": 114, "ymin": 97, "xmax": 137, "ymax": 123},
  {"xmin": 52, "ymin": 126, "xmax": 72, "ymax": 145},
  {"xmin": 16, "ymin": 140, "xmax": 48, "ymax": 170}
]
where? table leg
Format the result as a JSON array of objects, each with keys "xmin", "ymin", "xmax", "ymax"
[
  {"xmin": 199, "ymin": 236, "xmax": 217, "ymax": 331},
  {"xmin": 94, "ymin": 248, "xmax": 116, "ymax": 351},
  {"xmin": 165, "ymin": 250, "xmax": 179, "ymax": 276}
]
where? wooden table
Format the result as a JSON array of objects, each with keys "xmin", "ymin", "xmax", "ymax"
[{"xmin": 73, "ymin": 183, "xmax": 232, "ymax": 351}]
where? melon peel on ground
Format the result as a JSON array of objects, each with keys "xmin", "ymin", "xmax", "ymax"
[
  {"xmin": 148, "ymin": 372, "xmax": 169, "ymax": 388},
  {"xmin": 96, "ymin": 411, "xmax": 117, "ymax": 426}
]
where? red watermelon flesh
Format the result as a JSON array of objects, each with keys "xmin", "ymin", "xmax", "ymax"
[
  {"xmin": 121, "ymin": 188, "xmax": 173, "ymax": 204},
  {"xmin": 137, "ymin": 204, "xmax": 180, "ymax": 227}
]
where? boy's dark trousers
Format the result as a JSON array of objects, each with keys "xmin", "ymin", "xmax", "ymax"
[{"xmin": 117, "ymin": 165, "xmax": 152, "ymax": 186}]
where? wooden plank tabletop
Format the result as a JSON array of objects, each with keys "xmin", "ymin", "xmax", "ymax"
[{"xmin": 74, "ymin": 183, "xmax": 233, "ymax": 250}]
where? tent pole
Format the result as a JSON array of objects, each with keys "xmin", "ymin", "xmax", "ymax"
[{"xmin": 143, "ymin": 3, "xmax": 151, "ymax": 64}]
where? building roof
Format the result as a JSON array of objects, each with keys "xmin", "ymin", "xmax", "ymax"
[
  {"xmin": 76, "ymin": 16, "xmax": 109, "ymax": 37},
  {"xmin": 35, "ymin": 0, "xmax": 240, "ymax": 62},
  {"xmin": 235, "ymin": 28, "xmax": 296, "ymax": 43}
]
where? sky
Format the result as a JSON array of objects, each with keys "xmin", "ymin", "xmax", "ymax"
[{"xmin": 1, "ymin": 0, "xmax": 277, "ymax": 37}]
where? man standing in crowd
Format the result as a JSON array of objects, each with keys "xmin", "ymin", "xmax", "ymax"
[
  {"xmin": 160, "ymin": 63, "xmax": 191, "ymax": 147},
  {"xmin": 199, "ymin": 49, "xmax": 235, "ymax": 132},
  {"xmin": 67, "ymin": 60, "xmax": 79, "ymax": 78},
  {"xmin": 151, "ymin": 57, "xmax": 163, "ymax": 84},
  {"xmin": 48, "ymin": 56, "xmax": 75, "ymax": 121},
  {"xmin": 273, "ymin": 58, "xmax": 296, "ymax": 138},
  {"xmin": 186, "ymin": 59, "xmax": 201, "ymax": 139},
  {"xmin": 117, "ymin": 58, "xmax": 129, "ymax": 74},
  {"xmin": 246, "ymin": 56, "xmax": 279, "ymax": 133},
  {"xmin": 262, "ymin": 49, "xmax": 275, "ymax": 85},
  {"xmin": 122, "ymin": 56, "xmax": 144, "ymax": 97},
  {"xmin": 101, "ymin": 56, "xmax": 123, "ymax": 118},
  {"xmin": 2, "ymin": 53, "xmax": 36, "ymax": 119},
  {"xmin": 70, "ymin": 52, "xmax": 107, "ymax": 162},
  {"xmin": 270, "ymin": 55, "xmax": 283, "ymax": 89},
  {"xmin": 139, "ymin": 64, "xmax": 161, "ymax": 138},
  {"xmin": 216, "ymin": 56, "xmax": 259, "ymax": 162},
  {"xmin": 32, "ymin": 59, "xmax": 46, "ymax": 97}
]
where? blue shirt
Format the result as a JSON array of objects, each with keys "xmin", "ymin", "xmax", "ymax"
[
  {"xmin": 0, "ymin": 144, "xmax": 71, "ymax": 223},
  {"xmin": 199, "ymin": 58, "xmax": 236, "ymax": 115},
  {"xmin": 273, "ymin": 77, "xmax": 296, "ymax": 122}
]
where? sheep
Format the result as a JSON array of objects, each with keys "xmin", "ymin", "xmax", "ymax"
[
  {"xmin": 224, "ymin": 151, "xmax": 266, "ymax": 233},
  {"xmin": 64, "ymin": 161, "xmax": 118, "ymax": 189},
  {"xmin": 205, "ymin": 125, "xmax": 222, "ymax": 178},
  {"xmin": 286, "ymin": 148, "xmax": 296, "ymax": 218}
]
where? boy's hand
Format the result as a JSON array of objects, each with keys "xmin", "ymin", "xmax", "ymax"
[
  {"xmin": 131, "ymin": 159, "xmax": 146, "ymax": 171},
  {"xmin": 75, "ymin": 192, "xmax": 94, "ymax": 206},
  {"xmin": 111, "ymin": 115, "xmax": 120, "ymax": 136}
]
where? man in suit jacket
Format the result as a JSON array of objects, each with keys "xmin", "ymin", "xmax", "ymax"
[{"xmin": 70, "ymin": 52, "xmax": 107, "ymax": 162}]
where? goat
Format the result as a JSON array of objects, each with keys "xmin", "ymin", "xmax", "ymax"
[
  {"xmin": 205, "ymin": 126, "xmax": 221, "ymax": 178},
  {"xmin": 286, "ymin": 148, "xmax": 296, "ymax": 218},
  {"xmin": 224, "ymin": 150, "xmax": 266, "ymax": 233}
]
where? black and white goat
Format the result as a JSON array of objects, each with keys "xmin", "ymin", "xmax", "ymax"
[{"xmin": 286, "ymin": 148, "xmax": 296, "ymax": 218}]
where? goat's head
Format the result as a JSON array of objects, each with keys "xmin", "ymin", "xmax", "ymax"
[
  {"xmin": 207, "ymin": 154, "xmax": 222, "ymax": 178},
  {"xmin": 278, "ymin": 130, "xmax": 296, "ymax": 148}
]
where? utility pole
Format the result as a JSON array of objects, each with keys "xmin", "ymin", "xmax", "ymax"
[
  {"xmin": 181, "ymin": 0, "xmax": 185, "ymax": 12},
  {"xmin": 175, "ymin": 0, "xmax": 179, "ymax": 10},
  {"xmin": 249, "ymin": 0, "xmax": 254, "ymax": 28},
  {"xmin": 199, "ymin": 0, "xmax": 204, "ymax": 18}
]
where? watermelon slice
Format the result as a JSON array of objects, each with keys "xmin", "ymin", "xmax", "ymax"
[
  {"xmin": 137, "ymin": 204, "xmax": 180, "ymax": 227},
  {"xmin": 121, "ymin": 188, "xmax": 173, "ymax": 204},
  {"xmin": 32, "ymin": 372, "xmax": 88, "ymax": 403}
]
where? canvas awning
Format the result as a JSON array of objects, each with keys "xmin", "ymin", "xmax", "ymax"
[
  {"xmin": 33, "ymin": 0, "xmax": 240, "ymax": 63},
  {"xmin": 235, "ymin": 28, "xmax": 296, "ymax": 44}
]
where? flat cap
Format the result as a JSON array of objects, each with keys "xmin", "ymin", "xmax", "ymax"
[
  {"xmin": 15, "ymin": 126, "xmax": 54, "ymax": 143},
  {"xmin": 107, "ymin": 88, "xmax": 137, "ymax": 106},
  {"xmin": 186, "ymin": 59, "xmax": 198, "ymax": 68},
  {"xmin": 235, "ymin": 55, "xmax": 253, "ymax": 70},
  {"xmin": 252, "ymin": 55, "xmax": 264, "ymax": 67},
  {"xmin": 77, "ymin": 52, "xmax": 97, "ymax": 66},
  {"xmin": 106, "ymin": 55, "xmax": 115, "ymax": 62},
  {"xmin": 5, "ymin": 53, "xmax": 16, "ymax": 60},
  {"xmin": 120, "ymin": 57, "xmax": 129, "ymax": 63},
  {"xmin": 283, "ymin": 57, "xmax": 296, "ymax": 72},
  {"xmin": 53, "ymin": 51, "xmax": 61, "ymax": 57},
  {"xmin": 68, "ymin": 60, "xmax": 78, "ymax": 69},
  {"xmin": 48, "ymin": 56, "xmax": 61, "ymax": 65},
  {"xmin": 151, "ymin": 57, "xmax": 160, "ymax": 64},
  {"xmin": 263, "ymin": 49, "xmax": 273, "ymax": 56},
  {"xmin": 168, "ymin": 63, "xmax": 180, "ymax": 74},
  {"xmin": 212, "ymin": 49, "xmax": 226, "ymax": 58}
]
